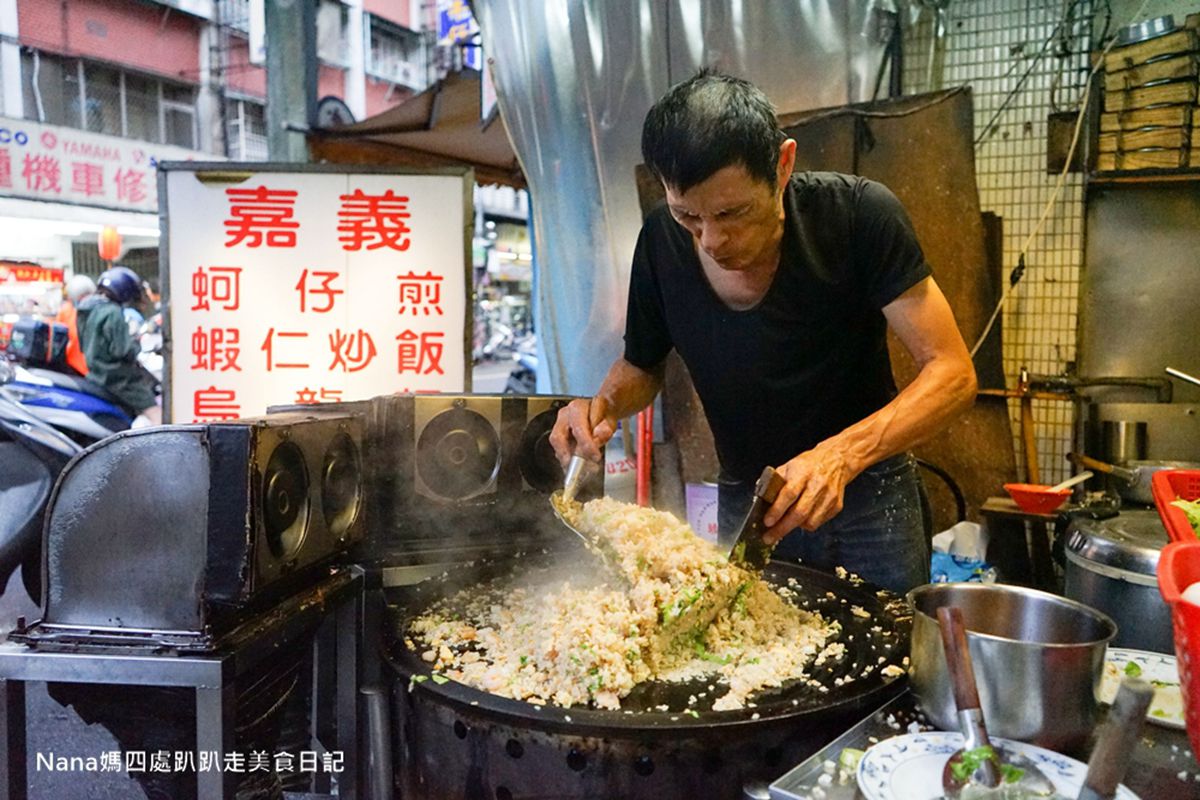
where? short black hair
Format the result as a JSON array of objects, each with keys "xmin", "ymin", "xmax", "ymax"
[{"xmin": 641, "ymin": 68, "xmax": 785, "ymax": 193}]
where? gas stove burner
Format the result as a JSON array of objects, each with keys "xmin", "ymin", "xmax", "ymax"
[
  {"xmin": 519, "ymin": 407, "xmax": 564, "ymax": 493},
  {"xmin": 263, "ymin": 441, "xmax": 310, "ymax": 560},
  {"xmin": 416, "ymin": 407, "xmax": 501, "ymax": 500},
  {"xmin": 322, "ymin": 432, "xmax": 362, "ymax": 538}
]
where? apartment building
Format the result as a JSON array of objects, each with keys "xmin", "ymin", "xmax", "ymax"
[{"xmin": 0, "ymin": 0, "xmax": 438, "ymax": 285}]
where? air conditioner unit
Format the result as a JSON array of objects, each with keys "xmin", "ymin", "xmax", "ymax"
[{"xmin": 395, "ymin": 62, "xmax": 419, "ymax": 87}]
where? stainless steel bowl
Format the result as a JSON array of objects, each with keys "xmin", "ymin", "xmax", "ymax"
[{"xmin": 908, "ymin": 583, "xmax": 1117, "ymax": 752}]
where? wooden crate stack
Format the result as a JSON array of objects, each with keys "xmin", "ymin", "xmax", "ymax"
[{"xmin": 1100, "ymin": 21, "xmax": 1199, "ymax": 171}]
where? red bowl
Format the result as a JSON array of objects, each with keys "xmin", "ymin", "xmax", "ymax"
[{"xmin": 1003, "ymin": 483, "xmax": 1071, "ymax": 515}]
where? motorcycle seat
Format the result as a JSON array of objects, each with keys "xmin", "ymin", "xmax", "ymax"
[{"xmin": 25, "ymin": 368, "xmax": 126, "ymax": 407}]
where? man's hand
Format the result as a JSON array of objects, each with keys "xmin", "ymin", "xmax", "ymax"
[
  {"xmin": 549, "ymin": 397, "xmax": 617, "ymax": 466},
  {"xmin": 761, "ymin": 444, "xmax": 857, "ymax": 544}
]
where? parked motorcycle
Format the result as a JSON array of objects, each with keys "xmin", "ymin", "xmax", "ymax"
[
  {"xmin": 0, "ymin": 360, "xmax": 85, "ymax": 601},
  {"xmin": 4, "ymin": 363, "xmax": 133, "ymax": 443},
  {"xmin": 504, "ymin": 337, "xmax": 538, "ymax": 394}
]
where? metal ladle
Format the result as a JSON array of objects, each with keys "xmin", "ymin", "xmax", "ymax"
[{"xmin": 938, "ymin": 606, "xmax": 1056, "ymax": 798}]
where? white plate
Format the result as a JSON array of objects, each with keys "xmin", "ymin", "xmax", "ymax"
[
  {"xmin": 856, "ymin": 732, "xmax": 1140, "ymax": 800},
  {"xmin": 1099, "ymin": 647, "xmax": 1185, "ymax": 730}
]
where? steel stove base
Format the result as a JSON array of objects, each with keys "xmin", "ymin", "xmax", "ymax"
[{"xmin": 0, "ymin": 569, "xmax": 362, "ymax": 800}]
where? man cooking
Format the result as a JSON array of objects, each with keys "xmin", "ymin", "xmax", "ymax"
[{"xmin": 549, "ymin": 70, "xmax": 977, "ymax": 594}]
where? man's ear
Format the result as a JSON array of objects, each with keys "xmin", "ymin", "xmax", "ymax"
[{"xmin": 777, "ymin": 138, "xmax": 797, "ymax": 185}]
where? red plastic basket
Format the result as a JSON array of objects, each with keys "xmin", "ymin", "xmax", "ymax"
[
  {"xmin": 1152, "ymin": 469, "xmax": 1200, "ymax": 542},
  {"xmin": 1158, "ymin": 541, "xmax": 1200, "ymax": 760}
]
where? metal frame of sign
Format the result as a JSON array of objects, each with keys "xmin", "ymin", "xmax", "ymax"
[{"xmin": 156, "ymin": 161, "xmax": 475, "ymax": 423}]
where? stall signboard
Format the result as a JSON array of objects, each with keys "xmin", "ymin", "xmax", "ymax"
[
  {"xmin": 160, "ymin": 164, "xmax": 471, "ymax": 423},
  {"xmin": 437, "ymin": 0, "xmax": 482, "ymax": 70},
  {"xmin": 0, "ymin": 116, "xmax": 205, "ymax": 213},
  {"xmin": 0, "ymin": 263, "xmax": 64, "ymax": 284}
]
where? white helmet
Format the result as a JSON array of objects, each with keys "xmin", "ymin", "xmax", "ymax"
[{"xmin": 65, "ymin": 274, "xmax": 97, "ymax": 304}]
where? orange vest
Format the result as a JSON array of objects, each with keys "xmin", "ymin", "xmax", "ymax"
[{"xmin": 54, "ymin": 301, "xmax": 89, "ymax": 375}]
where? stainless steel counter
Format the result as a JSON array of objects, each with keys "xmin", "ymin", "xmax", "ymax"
[{"xmin": 770, "ymin": 689, "xmax": 1199, "ymax": 799}]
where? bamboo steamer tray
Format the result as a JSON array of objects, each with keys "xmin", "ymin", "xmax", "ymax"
[
  {"xmin": 1106, "ymin": 80, "xmax": 1198, "ymax": 112},
  {"xmin": 1101, "ymin": 105, "xmax": 1192, "ymax": 132},
  {"xmin": 1105, "ymin": 53, "xmax": 1199, "ymax": 93},
  {"xmin": 1099, "ymin": 126, "xmax": 1191, "ymax": 152},
  {"xmin": 1105, "ymin": 29, "xmax": 1197, "ymax": 73},
  {"xmin": 1098, "ymin": 148, "xmax": 1188, "ymax": 171}
]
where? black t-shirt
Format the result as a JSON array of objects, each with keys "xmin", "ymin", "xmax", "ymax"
[{"xmin": 623, "ymin": 171, "xmax": 931, "ymax": 483}]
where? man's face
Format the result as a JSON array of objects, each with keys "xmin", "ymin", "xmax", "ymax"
[{"xmin": 664, "ymin": 162, "xmax": 786, "ymax": 273}]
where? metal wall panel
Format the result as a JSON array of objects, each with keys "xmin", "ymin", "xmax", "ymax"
[{"xmin": 1081, "ymin": 182, "xmax": 1200, "ymax": 405}]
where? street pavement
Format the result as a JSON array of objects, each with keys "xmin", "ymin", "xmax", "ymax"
[{"xmin": 1, "ymin": 569, "xmax": 141, "ymax": 798}]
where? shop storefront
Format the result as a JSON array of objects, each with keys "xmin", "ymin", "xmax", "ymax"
[{"xmin": 0, "ymin": 115, "xmax": 208, "ymax": 329}]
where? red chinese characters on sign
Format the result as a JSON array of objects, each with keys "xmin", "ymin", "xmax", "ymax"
[
  {"xmin": 191, "ymin": 327, "xmax": 242, "ymax": 372},
  {"xmin": 114, "ymin": 168, "xmax": 146, "ymax": 204},
  {"xmin": 396, "ymin": 271, "xmax": 444, "ymax": 316},
  {"xmin": 328, "ymin": 329, "xmax": 377, "ymax": 372},
  {"xmin": 71, "ymin": 162, "xmax": 105, "ymax": 197},
  {"xmin": 295, "ymin": 269, "xmax": 344, "ymax": 313},
  {"xmin": 295, "ymin": 387, "xmax": 344, "ymax": 405},
  {"xmin": 0, "ymin": 150, "xmax": 12, "ymax": 189},
  {"xmin": 261, "ymin": 328, "xmax": 310, "ymax": 370},
  {"xmin": 337, "ymin": 189, "xmax": 411, "ymax": 251},
  {"xmin": 22, "ymin": 154, "xmax": 61, "ymax": 193},
  {"xmin": 395, "ymin": 330, "xmax": 445, "ymax": 375},
  {"xmin": 225, "ymin": 186, "xmax": 299, "ymax": 248},
  {"xmin": 191, "ymin": 266, "xmax": 242, "ymax": 312},
  {"xmin": 193, "ymin": 387, "xmax": 241, "ymax": 420}
]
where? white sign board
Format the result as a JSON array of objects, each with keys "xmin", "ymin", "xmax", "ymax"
[
  {"xmin": 162, "ymin": 166, "xmax": 470, "ymax": 423},
  {"xmin": 0, "ymin": 116, "xmax": 205, "ymax": 213}
]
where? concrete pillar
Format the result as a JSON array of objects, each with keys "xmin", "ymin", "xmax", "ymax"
[
  {"xmin": 266, "ymin": 0, "xmax": 317, "ymax": 161},
  {"xmin": 197, "ymin": 21, "xmax": 221, "ymax": 155},
  {"xmin": 0, "ymin": 0, "xmax": 22, "ymax": 119},
  {"xmin": 345, "ymin": 0, "xmax": 366, "ymax": 120}
]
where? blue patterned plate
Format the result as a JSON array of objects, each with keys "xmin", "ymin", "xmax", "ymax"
[
  {"xmin": 1100, "ymin": 647, "xmax": 1185, "ymax": 730},
  {"xmin": 856, "ymin": 731, "xmax": 1140, "ymax": 800}
]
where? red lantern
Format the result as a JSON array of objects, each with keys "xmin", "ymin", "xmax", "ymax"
[{"xmin": 97, "ymin": 226, "xmax": 122, "ymax": 262}]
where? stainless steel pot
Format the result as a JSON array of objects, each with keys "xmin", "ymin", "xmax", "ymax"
[
  {"xmin": 1070, "ymin": 453, "xmax": 1200, "ymax": 505},
  {"xmin": 1063, "ymin": 509, "xmax": 1174, "ymax": 653},
  {"xmin": 908, "ymin": 583, "xmax": 1116, "ymax": 752}
]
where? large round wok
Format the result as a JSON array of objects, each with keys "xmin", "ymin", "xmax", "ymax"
[{"xmin": 383, "ymin": 552, "xmax": 911, "ymax": 738}]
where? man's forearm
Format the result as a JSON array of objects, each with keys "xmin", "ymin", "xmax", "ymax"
[
  {"xmin": 595, "ymin": 357, "xmax": 665, "ymax": 422},
  {"xmin": 823, "ymin": 355, "xmax": 977, "ymax": 478}
]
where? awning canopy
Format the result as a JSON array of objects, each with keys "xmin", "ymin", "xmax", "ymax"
[{"xmin": 308, "ymin": 70, "xmax": 525, "ymax": 188}]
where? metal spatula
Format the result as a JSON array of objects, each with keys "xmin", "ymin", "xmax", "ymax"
[{"xmin": 728, "ymin": 466, "xmax": 787, "ymax": 570}]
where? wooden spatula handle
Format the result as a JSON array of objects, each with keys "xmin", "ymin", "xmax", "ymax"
[
  {"xmin": 755, "ymin": 466, "xmax": 787, "ymax": 503},
  {"xmin": 1069, "ymin": 452, "xmax": 1115, "ymax": 475},
  {"xmin": 1084, "ymin": 679, "xmax": 1153, "ymax": 797},
  {"xmin": 937, "ymin": 606, "xmax": 982, "ymax": 712}
]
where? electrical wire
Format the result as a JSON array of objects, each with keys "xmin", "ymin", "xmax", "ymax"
[
  {"xmin": 974, "ymin": 0, "xmax": 1086, "ymax": 147},
  {"xmin": 969, "ymin": 0, "xmax": 1155, "ymax": 359}
]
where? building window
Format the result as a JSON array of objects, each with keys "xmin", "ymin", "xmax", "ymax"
[
  {"xmin": 21, "ymin": 50, "xmax": 198, "ymax": 149},
  {"xmin": 162, "ymin": 84, "xmax": 198, "ymax": 149},
  {"xmin": 317, "ymin": 0, "xmax": 349, "ymax": 66},
  {"xmin": 367, "ymin": 15, "xmax": 427, "ymax": 89},
  {"xmin": 226, "ymin": 98, "xmax": 268, "ymax": 161},
  {"xmin": 217, "ymin": 0, "xmax": 251, "ymax": 32}
]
